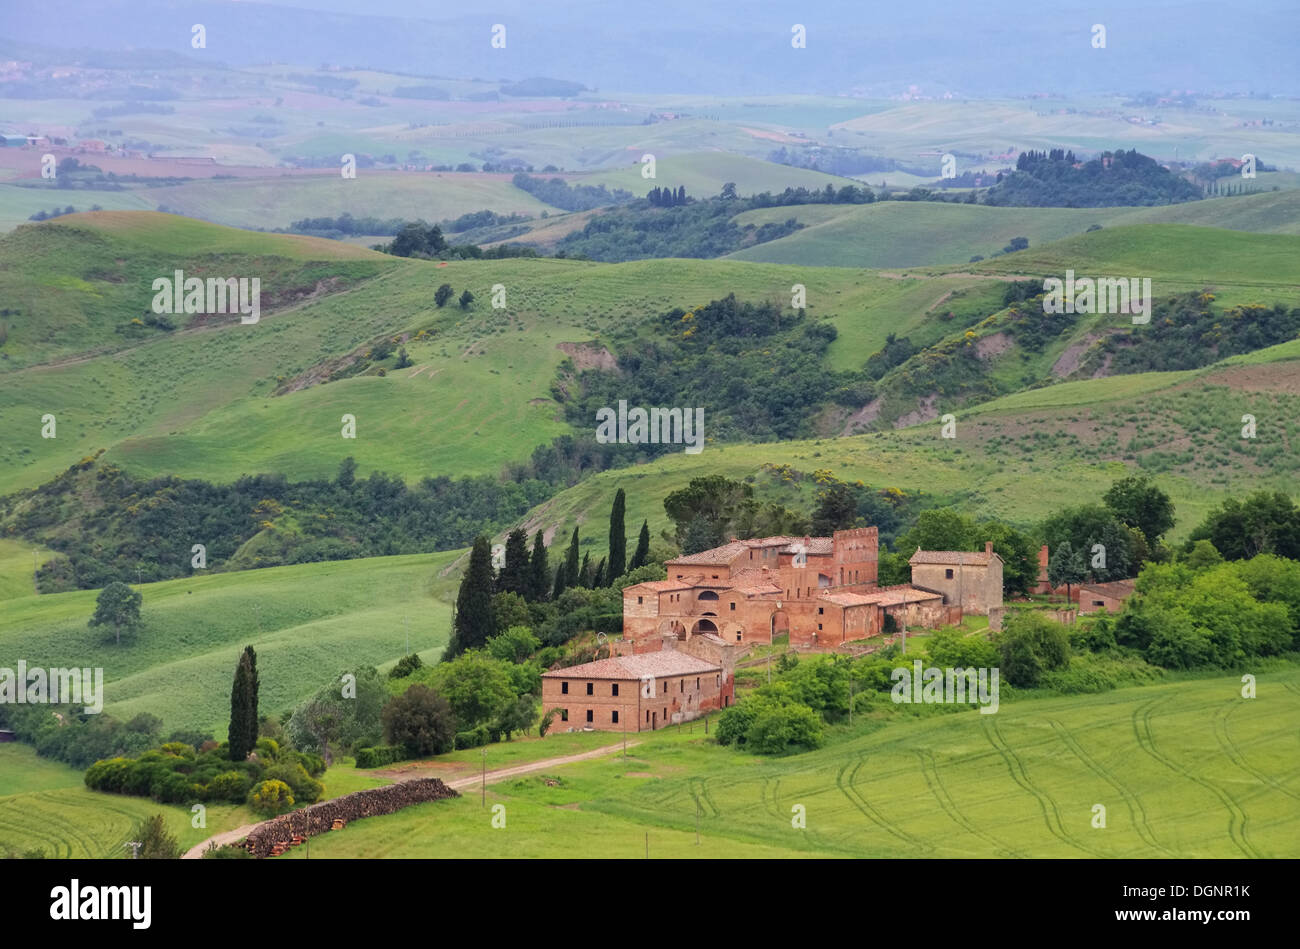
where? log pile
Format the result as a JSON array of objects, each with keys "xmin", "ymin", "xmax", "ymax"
[{"xmin": 243, "ymin": 778, "xmax": 458, "ymax": 858}]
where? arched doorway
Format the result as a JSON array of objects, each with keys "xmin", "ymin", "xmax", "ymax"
[
  {"xmin": 691, "ymin": 618, "xmax": 719, "ymax": 637},
  {"xmin": 770, "ymin": 610, "xmax": 790, "ymax": 639}
]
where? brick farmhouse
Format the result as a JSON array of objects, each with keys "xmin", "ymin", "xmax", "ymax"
[
  {"xmin": 620, "ymin": 528, "xmax": 999, "ymax": 651},
  {"xmin": 541, "ymin": 650, "xmax": 733, "ymax": 733}
]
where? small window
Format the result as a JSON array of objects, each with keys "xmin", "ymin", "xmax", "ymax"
[
  {"xmin": 696, "ymin": 677, "xmax": 701, "ymax": 689},
  {"xmin": 736, "ymin": 631, "xmax": 742, "ymax": 642},
  {"xmin": 586, "ymin": 709, "xmax": 593, "ymax": 723},
  {"xmin": 637, "ymin": 596, "xmax": 643, "ymax": 605},
  {"xmin": 561, "ymin": 682, "xmax": 569, "ymax": 695},
  {"xmin": 586, "ymin": 682, "xmax": 594, "ymax": 695},
  {"xmin": 680, "ymin": 679, "xmax": 684, "ymax": 693},
  {"xmin": 730, "ymin": 602, "xmax": 736, "ymax": 611},
  {"xmin": 646, "ymin": 710, "xmax": 650, "ymax": 722},
  {"xmin": 561, "ymin": 709, "xmax": 568, "ymax": 722},
  {"xmin": 612, "ymin": 710, "xmax": 619, "ymax": 724},
  {"xmin": 945, "ymin": 568, "xmax": 954, "ymax": 579},
  {"xmin": 1093, "ymin": 600, "xmax": 1105, "ymax": 607},
  {"xmin": 818, "ymin": 607, "xmax": 824, "ymax": 615},
  {"xmin": 612, "ymin": 683, "xmax": 619, "ymax": 697},
  {"xmin": 817, "ymin": 623, "xmax": 823, "ymax": 631}
]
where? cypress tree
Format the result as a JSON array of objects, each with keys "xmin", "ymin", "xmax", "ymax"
[
  {"xmin": 607, "ymin": 489, "xmax": 627, "ymax": 582},
  {"xmin": 528, "ymin": 530, "xmax": 549, "ymax": 602},
  {"xmin": 552, "ymin": 563, "xmax": 566, "ymax": 600},
  {"xmin": 593, "ymin": 557, "xmax": 607, "ymax": 589},
  {"xmin": 228, "ymin": 645, "xmax": 258, "ymax": 761},
  {"xmin": 579, "ymin": 552, "xmax": 592, "ymax": 588},
  {"xmin": 564, "ymin": 526, "xmax": 580, "ymax": 587},
  {"xmin": 498, "ymin": 527, "xmax": 529, "ymax": 596},
  {"xmin": 628, "ymin": 519, "xmax": 651, "ymax": 572},
  {"xmin": 452, "ymin": 536, "xmax": 497, "ymax": 655}
]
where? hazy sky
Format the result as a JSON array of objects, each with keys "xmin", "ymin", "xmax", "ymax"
[{"xmin": 3, "ymin": 0, "xmax": 1297, "ymax": 96}]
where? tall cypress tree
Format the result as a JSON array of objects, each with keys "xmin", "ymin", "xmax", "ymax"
[
  {"xmin": 552, "ymin": 563, "xmax": 566, "ymax": 600},
  {"xmin": 628, "ymin": 519, "xmax": 651, "ymax": 572},
  {"xmin": 528, "ymin": 530, "xmax": 549, "ymax": 602},
  {"xmin": 228, "ymin": 645, "xmax": 258, "ymax": 761},
  {"xmin": 579, "ymin": 552, "xmax": 592, "ymax": 588},
  {"xmin": 452, "ymin": 536, "xmax": 497, "ymax": 655},
  {"xmin": 607, "ymin": 489, "xmax": 627, "ymax": 583},
  {"xmin": 498, "ymin": 527, "xmax": 529, "ymax": 596},
  {"xmin": 593, "ymin": 557, "xmax": 607, "ymax": 589},
  {"xmin": 564, "ymin": 526, "xmax": 580, "ymax": 587}
]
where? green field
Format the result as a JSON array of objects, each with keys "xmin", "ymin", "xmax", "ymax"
[
  {"xmin": 144, "ymin": 172, "xmax": 564, "ymax": 230},
  {"xmin": 728, "ymin": 190, "xmax": 1300, "ymax": 269},
  {"xmin": 0, "ymin": 552, "xmax": 456, "ymax": 733},
  {"xmin": 581, "ymin": 151, "xmax": 854, "ymax": 199},
  {"xmin": 279, "ymin": 669, "xmax": 1300, "ymax": 858}
]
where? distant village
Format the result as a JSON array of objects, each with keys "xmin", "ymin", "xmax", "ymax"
[{"xmin": 544, "ymin": 528, "xmax": 1135, "ymax": 735}]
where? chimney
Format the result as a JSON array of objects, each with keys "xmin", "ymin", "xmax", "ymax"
[{"xmin": 985, "ymin": 541, "xmax": 993, "ymax": 555}]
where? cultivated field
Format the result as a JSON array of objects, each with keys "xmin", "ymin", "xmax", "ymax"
[{"xmin": 278, "ymin": 669, "xmax": 1300, "ymax": 858}]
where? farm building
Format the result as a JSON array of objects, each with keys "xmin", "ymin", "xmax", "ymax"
[
  {"xmin": 908, "ymin": 543, "xmax": 1004, "ymax": 616},
  {"xmin": 621, "ymin": 528, "xmax": 956, "ymax": 651},
  {"xmin": 1075, "ymin": 579, "xmax": 1137, "ymax": 614},
  {"xmin": 541, "ymin": 650, "xmax": 731, "ymax": 732}
]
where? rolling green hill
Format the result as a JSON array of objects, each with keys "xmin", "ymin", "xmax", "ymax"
[
  {"xmin": 727, "ymin": 190, "xmax": 1300, "ymax": 269},
  {"xmin": 581, "ymin": 152, "xmax": 854, "ymax": 200},
  {"xmin": 0, "ymin": 551, "xmax": 456, "ymax": 733},
  {"xmin": 277, "ymin": 669, "xmax": 1300, "ymax": 858}
]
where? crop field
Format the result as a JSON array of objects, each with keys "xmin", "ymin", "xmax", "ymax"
[
  {"xmin": 278, "ymin": 669, "xmax": 1300, "ymax": 858},
  {"xmin": 0, "ymin": 552, "xmax": 456, "ymax": 733}
]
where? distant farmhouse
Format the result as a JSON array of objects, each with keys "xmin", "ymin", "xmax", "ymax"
[{"xmin": 621, "ymin": 528, "xmax": 997, "ymax": 653}]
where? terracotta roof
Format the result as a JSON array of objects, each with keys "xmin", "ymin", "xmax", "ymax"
[
  {"xmin": 781, "ymin": 537, "xmax": 833, "ymax": 555},
  {"xmin": 820, "ymin": 586, "xmax": 942, "ymax": 608},
  {"xmin": 543, "ymin": 652, "xmax": 721, "ymax": 680},
  {"xmin": 1079, "ymin": 579, "xmax": 1136, "ymax": 598},
  {"xmin": 666, "ymin": 542, "xmax": 750, "ymax": 566},
  {"xmin": 624, "ymin": 579, "xmax": 695, "ymax": 593},
  {"xmin": 909, "ymin": 548, "xmax": 1001, "ymax": 566}
]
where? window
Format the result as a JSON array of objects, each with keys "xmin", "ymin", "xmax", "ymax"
[
  {"xmin": 612, "ymin": 683, "xmax": 619, "ymax": 697},
  {"xmin": 680, "ymin": 679, "xmax": 684, "ymax": 693},
  {"xmin": 646, "ymin": 710, "xmax": 650, "ymax": 722},
  {"xmin": 945, "ymin": 569, "xmax": 954, "ymax": 579},
  {"xmin": 818, "ymin": 607, "xmax": 824, "ymax": 615},
  {"xmin": 612, "ymin": 710, "xmax": 619, "ymax": 724},
  {"xmin": 696, "ymin": 677, "xmax": 701, "ymax": 689},
  {"xmin": 736, "ymin": 631, "xmax": 742, "ymax": 642},
  {"xmin": 561, "ymin": 682, "xmax": 569, "ymax": 695},
  {"xmin": 818, "ymin": 623, "xmax": 823, "ymax": 631},
  {"xmin": 585, "ymin": 709, "xmax": 593, "ymax": 723},
  {"xmin": 586, "ymin": 682, "xmax": 594, "ymax": 695},
  {"xmin": 637, "ymin": 596, "xmax": 643, "ymax": 605},
  {"xmin": 730, "ymin": 602, "xmax": 736, "ymax": 611},
  {"xmin": 1092, "ymin": 600, "xmax": 1105, "ymax": 607},
  {"xmin": 561, "ymin": 709, "xmax": 568, "ymax": 721},
  {"xmin": 716, "ymin": 674, "xmax": 720, "ymax": 686}
]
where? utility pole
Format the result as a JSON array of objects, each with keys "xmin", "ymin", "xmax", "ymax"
[
  {"xmin": 481, "ymin": 748, "xmax": 486, "ymax": 807},
  {"xmin": 125, "ymin": 841, "xmax": 141, "ymax": 859},
  {"xmin": 696, "ymin": 803, "xmax": 701, "ymax": 846}
]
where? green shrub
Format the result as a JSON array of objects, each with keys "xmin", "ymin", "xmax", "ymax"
[
  {"xmin": 207, "ymin": 770, "xmax": 252, "ymax": 804},
  {"xmin": 453, "ymin": 723, "xmax": 491, "ymax": 750},
  {"xmin": 354, "ymin": 745, "xmax": 402, "ymax": 768},
  {"xmin": 265, "ymin": 762, "xmax": 323, "ymax": 805},
  {"xmin": 389, "ymin": 653, "xmax": 424, "ymax": 679},
  {"xmin": 248, "ymin": 779, "xmax": 295, "ymax": 816}
]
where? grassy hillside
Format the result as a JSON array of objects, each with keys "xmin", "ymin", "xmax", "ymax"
[
  {"xmin": 727, "ymin": 190, "xmax": 1300, "ymax": 269},
  {"xmin": 0, "ymin": 552, "xmax": 456, "ymax": 734},
  {"xmin": 143, "ymin": 172, "xmax": 565, "ymax": 231},
  {"xmin": 581, "ymin": 152, "xmax": 853, "ymax": 200},
  {"xmin": 278, "ymin": 669, "xmax": 1300, "ymax": 858},
  {"xmin": 0, "ymin": 211, "xmax": 395, "ymax": 368}
]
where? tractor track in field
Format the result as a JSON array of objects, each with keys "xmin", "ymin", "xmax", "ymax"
[
  {"xmin": 982, "ymin": 718, "xmax": 1107, "ymax": 857},
  {"xmin": 834, "ymin": 752, "xmax": 932, "ymax": 854},
  {"xmin": 688, "ymin": 777, "xmax": 721, "ymax": 819},
  {"xmin": 914, "ymin": 748, "xmax": 1023, "ymax": 858},
  {"xmin": 1282, "ymin": 680, "xmax": 1300, "ymax": 698},
  {"xmin": 760, "ymin": 777, "xmax": 783, "ymax": 821},
  {"xmin": 1132, "ymin": 697, "xmax": 1260, "ymax": 858},
  {"xmin": 1046, "ymin": 718, "xmax": 1173, "ymax": 857},
  {"xmin": 1212, "ymin": 702, "xmax": 1300, "ymax": 803}
]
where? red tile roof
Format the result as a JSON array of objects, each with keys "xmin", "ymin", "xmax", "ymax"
[
  {"xmin": 909, "ymin": 549, "xmax": 1001, "ymax": 566},
  {"xmin": 543, "ymin": 652, "xmax": 721, "ymax": 680}
]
